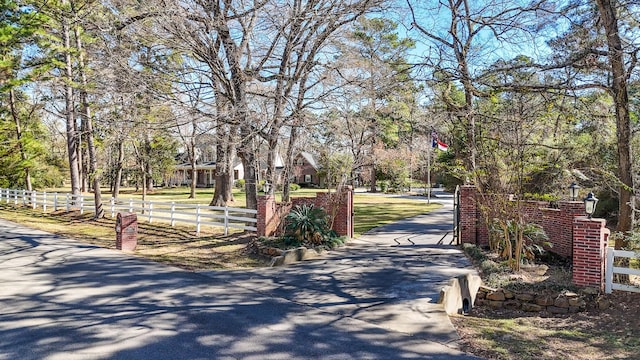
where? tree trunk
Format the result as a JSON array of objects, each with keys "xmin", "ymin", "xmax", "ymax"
[
  {"xmin": 112, "ymin": 139, "xmax": 124, "ymax": 199},
  {"xmin": 265, "ymin": 137, "xmax": 278, "ymax": 195},
  {"xmin": 188, "ymin": 138, "xmax": 197, "ymax": 198},
  {"xmin": 145, "ymin": 138, "xmax": 154, "ymax": 192},
  {"xmin": 595, "ymin": 0, "xmax": 634, "ymax": 240},
  {"xmin": 369, "ymin": 165, "xmax": 377, "ymax": 192},
  {"xmin": 282, "ymin": 125, "xmax": 299, "ymax": 202},
  {"xmin": 216, "ymin": 13, "xmax": 256, "ymax": 209},
  {"xmin": 75, "ymin": 26, "xmax": 103, "ymax": 219},
  {"xmin": 210, "ymin": 130, "xmax": 235, "ymax": 206},
  {"xmin": 142, "ymin": 168, "xmax": 147, "ymax": 203},
  {"xmin": 146, "ymin": 160, "xmax": 153, "ymax": 192},
  {"xmin": 9, "ymin": 89, "xmax": 32, "ymax": 191},
  {"xmin": 190, "ymin": 162, "xmax": 197, "ymax": 198},
  {"xmin": 62, "ymin": 4, "xmax": 80, "ymax": 196},
  {"xmin": 239, "ymin": 129, "xmax": 258, "ymax": 210}
]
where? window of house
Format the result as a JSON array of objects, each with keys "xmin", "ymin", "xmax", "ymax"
[{"xmin": 304, "ymin": 174, "xmax": 312, "ymax": 183}]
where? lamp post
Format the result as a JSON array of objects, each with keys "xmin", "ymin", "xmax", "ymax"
[
  {"xmin": 568, "ymin": 182, "xmax": 581, "ymax": 201},
  {"xmin": 583, "ymin": 192, "xmax": 599, "ymax": 219}
]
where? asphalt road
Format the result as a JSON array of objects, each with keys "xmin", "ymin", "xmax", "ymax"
[{"xmin": 0, "ymin": 195, "xmax": 481, "ymax": 360}]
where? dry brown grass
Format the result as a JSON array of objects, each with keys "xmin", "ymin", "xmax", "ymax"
[
  {"xmin": 0, "ymin": 204, "xmax": 270, "ymax": 270},
  {"xmin": 453, "ymin": 245, "xmax": 640, "ymax": 360}
]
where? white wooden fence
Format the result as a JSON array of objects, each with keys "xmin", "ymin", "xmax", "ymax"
[
  {"xmin": 0, "ymin": 188, "xmax": 257, "ymax": 235},
  {"xmin": 605, "ymin": 247, "xmax": 640, "ymax": 294}
]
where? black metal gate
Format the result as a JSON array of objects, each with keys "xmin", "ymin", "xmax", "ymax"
[{"xmin": 453, "ymin": 185, "xmax": 461, "ymax": 245}]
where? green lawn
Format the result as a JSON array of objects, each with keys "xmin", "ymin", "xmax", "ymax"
[{"xmin": 352, "ymin": 194, "xmax": 441, "ymax": 236}]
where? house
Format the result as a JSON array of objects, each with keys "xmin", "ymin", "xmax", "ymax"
[
  {"xmin": 292, "ymin": 152, "xmax": 321, "ymax": 187},
  {"xmin": 168, "ymin": 150, "xmax": 320, "ymax": 188},
  {"xmin": 169, "ymin": 161, "xmax": 244, "ymax": 188}
]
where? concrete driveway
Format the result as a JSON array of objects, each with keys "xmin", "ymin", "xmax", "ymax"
[{"xmin": 0, "ymin": 195, "xmax": 481, "ymax": 359}]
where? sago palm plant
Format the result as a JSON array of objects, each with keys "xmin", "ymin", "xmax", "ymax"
[{"xmin": 285, "ymin": 204, "xmax": 330, "ymax": 246}]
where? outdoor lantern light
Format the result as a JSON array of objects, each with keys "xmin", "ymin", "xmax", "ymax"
[
  {"xmin": 583, "ymin": 192, "xmax": 599, "ymax": 218},
  {"xmin": 568, "ymin": 182, "xmax": 581, "ymax": 201}
]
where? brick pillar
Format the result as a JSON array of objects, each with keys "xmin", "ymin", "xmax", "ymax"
[
  {"xmin": 572, "ymin": 217, "xmax": 607, "ymax": 289},
  {"xmin": 555, "ymin": 201, "xmax": 586, "ymax": 257},
  {"xmin": 345, "ymin": 186, "xmax": 354, "ymax": 238},
  {"xmin": 332, "ymin": 186, "xmax": 353, "ymax": 238},
  {"xmin": 257, "ymin": 195, "xmax": 275, "ymax": 237},
  {"xmin": 459, "ymin": 185, "xmax": 478, "ymax": 245}
]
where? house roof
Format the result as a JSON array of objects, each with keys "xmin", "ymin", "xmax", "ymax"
[
  {"xmin": 275, "ymin": 152, "xmax": 284, "ymax": 169},
  {"xmin": 299, "ymin": 151, "xmax": 318, "ymax": 170},
  {"xmin": 174, "ymin": 161, "xmax": 216, "ymax": 170}
]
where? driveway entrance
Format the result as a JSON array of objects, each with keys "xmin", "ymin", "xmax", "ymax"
[{"xmin": 0, "ymin": 196, "xmax": 480, "ymax": 359}]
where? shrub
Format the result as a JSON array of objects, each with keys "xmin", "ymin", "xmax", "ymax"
[
  {"xmin": 235, "ymin": 179, "xmax": 245, "ymax": 189},
  {"xmin": 489, "ymin": 220, "xmax": 550, "ymax": 270},
  {"xmin": 462, "ymin": 243, "xmax": 487, "ymax": 263},
  {"xmin": 289, "ymin": 183, "xmax": 301, "ymax": 192},
  {"xmin": 611, "ymin": 230, "xmax": 640, "ymax": 251},
  {"xmin": 379, "ymin": 181, "xmax": 388, "ymax": 192},
  {"xmin": 285, "ymin": 204, "xmax": 330, "ymax": 246},
  {"xmin": 522, "ymin": 193, "xmax": 560, "ymax": 202},
  {"xmin": 283, "ymin": 204, "xmax": 343, "ymax": 249}
]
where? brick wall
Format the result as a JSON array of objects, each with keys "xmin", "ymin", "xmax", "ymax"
[
  {"xmin": 257, "ymin": 186, "xmax": 354, "ymax": 238},
  {"xmin": 458, "ymin": 186, "xmax": 587, "ymax": 257},
  {"xmin": 459, "ymin": 186, "xmax": 611, "ymax": 289}
]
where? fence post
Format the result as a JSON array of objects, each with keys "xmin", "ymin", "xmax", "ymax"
[
  {"xmin": 129, "ymin": 199, "xmax": 133, "ymax": 213},
  {"xmin": 224, "ymin": 206, "xmax": 229, "ymax": 236},
  {"xmin": 170, "ymin": 202, "xmax": 175, "ymax": 227},
  {"xmin": 22, "ymin": 189, "xmax": 26, "ymax": 206},
  {"xmin": 196, "ymin": 205, "xmax": 201, "ymax": 235},
  {"xmin": 79, "ymin": 194, "xmax": 84, "ymax": 214},
  {"xmin": 110, "ymin": 197, "xmax": 115, "ymax": 218},
  {"xmin": 66, "ymin": 193, "xmax": 70, "ymax": 211},
  {"xmin": 43, "ymin": 191, "xmax": 47, "ymax": 212},
  {"xmin": 148, "ymin": 202, "xmax": 153, "ymax": 223},
  {"xmin": 31, "ymin": 190, "xmax": 36, "ymax": 209},
  {"xmin": 53, "ymin": 193, "xmax": 58, "ymax": 211},
  {"xmin": 605, "ymin": 247, "xmax": 614, "ymax": 294},
  {"xmin": 13, "ymin": 189, "xmax": 18, "ymax": 205}
]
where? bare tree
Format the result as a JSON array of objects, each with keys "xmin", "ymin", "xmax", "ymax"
[{"xmin": 253, "ymin": 0, "xmax": 385, "ymax": 196}]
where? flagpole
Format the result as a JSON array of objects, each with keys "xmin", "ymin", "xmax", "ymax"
[{"xmin": 427, "ymin": 142, "xmax": 431, "ymax": 204}]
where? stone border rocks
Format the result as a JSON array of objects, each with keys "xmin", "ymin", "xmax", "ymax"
[
  {"xmin": 475, "ymin": 286, "xmax": 589, "ymax": 314},
  {"xmin": 246, "ymin": 239, "xmax": 326, "ymax": 267}
]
